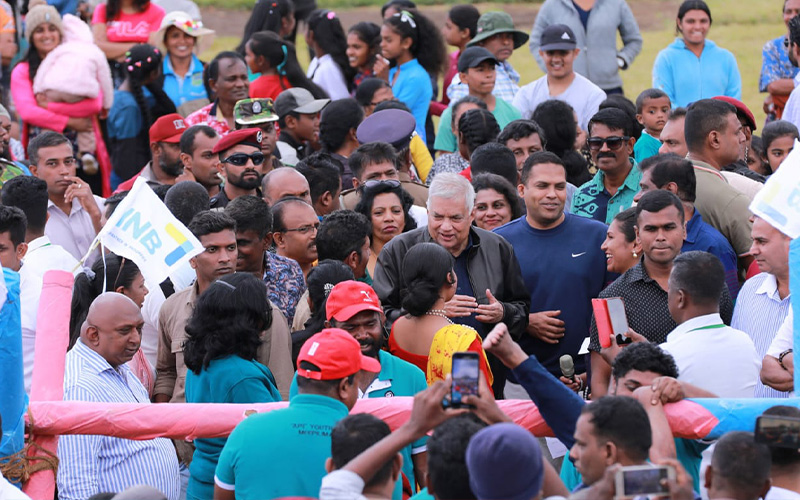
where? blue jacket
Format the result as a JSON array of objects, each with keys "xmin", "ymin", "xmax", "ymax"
[
  {"xmin": 0, "ymin": 269, "xmax": 25, "ymax": 475},
  {"xmin": 653, "ymin": 38, "xmax": 741, "ymax": 108}
]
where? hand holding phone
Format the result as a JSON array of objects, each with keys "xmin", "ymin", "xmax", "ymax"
[
  {"xmin": 450, "ymin": 352, "xmax": 479, "ymax": 409},
  {"xmin": 614, "ymin": 465, "xmax": 674, "ymax": 499}
]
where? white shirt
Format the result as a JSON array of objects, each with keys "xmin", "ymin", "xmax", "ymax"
[
  {"xmin": 19, "ymin": 236, "xmax": 79, "ymax": 393},
  {"xmin": 45, "ymin": 196, "xmax": 104, "ymax": 266},
  {"xmin": 766, "ymin": 486, "xmax": 800, "ymax": 500},
  {"xmin": 0, "ymin": 474, "xmax": 31, "ymax": 500},
  {"xmin": 784, "ymin": 84, "xmax": 800, "ymax": 130},
  {"xmin": 660, "ymin": 312, "xmax": 760, "ymax": 398},
  {"xmin": 307, "ymin": 54, "xmax": 350, "ymax": 100},
  {"xmin": 512, "ymin": 73, "xmax": 606, "ymax": 130}
]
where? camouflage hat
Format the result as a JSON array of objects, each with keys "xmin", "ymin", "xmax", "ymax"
[
  {"xmin": 234, "ymin": 98, "xmax": 279, "ymax": 126},
  {"xmin": 467, "ymin": 12, "xmax": 529, "ymax": 49}
]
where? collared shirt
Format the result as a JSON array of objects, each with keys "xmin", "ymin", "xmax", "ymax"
[
  {"xmin": 58, "ymin": 340, "xmax": 180, "ymax": 500},
  {"xmin": 588, "ymin": 260, "xmax": 734, "ymax": 352},
  {"xmin": 45, "ymin": 196, "xmax": 104, "ymax": 264},
  {"xmin": 19, "ymin": 236, "xmax": 78, "ymax": 393},
  {"xmin": 682, "ymin": 210, "xmax": 739, "ymax": 299},
  {"xmin": 760, "ymin": 36, "xmax": 799, "ymax": 93},
  {"xmin": 732, "ymin": 272, "xmax": 792, "ymax": 398},
  {"xmin": 447, "ymin": 60, "xmax": 520, "ymax": 104},
  {"xmin": 264, "ymin": 252, "xmax": 306, "ymax": 325},
  {"xmin": 162, "ymin": 54, "xmax": 208, "ymax": 109},
  {"xmin": 570, "ymin": 159, "xmax": 641, "ymax": 224},
  {"xmin": 660, "ymin": 313, "xmax": 760, "ymax": 398},
  {"xmin": 185, "ymin": 101, "xmax": 231, "ymax": 135}
]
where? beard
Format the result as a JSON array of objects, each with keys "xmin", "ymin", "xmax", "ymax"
[
  {"xmin": 159, "ymin": 156, "xmax": 184, "ymax": 177},
  {"xmin": 228, "ymin": 170, "xmax": 263, "ymax": 190}
]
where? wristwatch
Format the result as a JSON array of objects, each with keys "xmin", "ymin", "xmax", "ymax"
[{"xmin": 778, "ymin": 348, "xmax": 793, "ymax": 370}]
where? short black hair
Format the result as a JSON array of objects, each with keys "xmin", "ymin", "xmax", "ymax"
[
  {"xmin": 762, "ymin": 406, "xmax": 800, "ymax": 467},
  {"xmin": 104, "ymin": 191, "xmax": 129, "ymax": 221},
  {"xmin": 685, "ymin": 99, "xmax": 737, "ymax": 153},
  {"xmin": 295, "ymin": 152, "xmax": 343, "ymax": 204},
  {"xmin": 589, "ymin": 107, "xmax": 635, "ymax": 138},
  {"xmin": 671, "ymin": 251, "xmax": 725, "ymax": 306},
  {"xmin": 520, "ymin": 150, "xmax": 565, "ymax": 185},
  {"xmin": 639, "ymin": 154, "xmax": 697, "ymax": 203},
  {"xmin": 330, "ymin": 414, "xmax": 393, "ymax": 488},
  {"xmin": 225, "ymin": 195, "xmax": 273, "ymax": 238},
  {"xmin": 319, "ymin": 99, "xmax": 364, "ymax": 152},
  {"xmin": 497, "ymin": 119, "xmax": 547, "ymax": 148},
  {"xmin": 427, "ymin": 414, "xmax": 486, "ymax": 500},
  {"xmin": 472, "ymin": 173, "xmax": 522, "ymax": 221},
  {"xmin": 0, "ymin": 205, "xmax": 26, "ymax": 247},
  {"xmin": 450, "ymin": 96, "xmax": 487, "ymax": 129},
  {"xmin": 164, "ymin": 181, "xmax": 211, "ymax": 226},
  {"xmin": 611, "ymin": 207, "xmax": 638, "ymax": 244},
  {"xmin": 316, "ymin": 210, "xmax": 371, "ymax": 262},
  {"xmin": 635, "ymin": 189, "xmax": 685, "ymax": 224},
  {"xmin": 28, "ymin": 131, "xmax": 71, "ymax": 166},
  {"xmin": 790, "ymin": 14, "xmax": 800, "ymax": 47},
  {"xmin": 295, "ymin": 359, "xmax": 356, "ymax": 394},
  {"xmin": 611, "ymin": 342, "xmax": 679, "ymax": 380},
  {"xmin": 635, "ymin": 88, "xmax": 669, "ymax": 114},
  {"xmin": 470, "ymin": 142, "xmax": 517, "ymax": 186},
  {"xmin": 1, "ymin": 176, "xmax": 48, "ymax": 233},
  {"xmin": 599, "ymin": 95, "xmax": 642, "ymax": 140},
  {"xmin": 581, "ymin": 396, "xmax": 652, "ymax": 462},
  {"xmin": 180, "ymin": 125, "xmax": 218, "ymax": 155},
  {"xmin": 532, "ymin": 100, "xmax": 576, "ymax": 156},
  {"xmin": 711, "ymin": 431, "xmax": 771, "ymax": 497},
  {"xmin": 668, "ymin": 107, "xmax": 688, "ymax": 121},
  {"xmin": 355, "ymin": 78, "xmax": 391, "ymax": 108},
  {"xmin": 349, "ymin": 142, "xmax": 398, "ymax": 181},
  {"xmin": 271, "ymin": 197, "xmax": 312, "ymax": 233},
  {"xmin": 188, "ymin": 210, "xmax": 236, "ymax": 240}
]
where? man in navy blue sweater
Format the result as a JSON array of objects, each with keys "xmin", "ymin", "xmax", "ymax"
[{"xmin": 495, "ymin": 151, "xmax": 609, "ymax": 383}]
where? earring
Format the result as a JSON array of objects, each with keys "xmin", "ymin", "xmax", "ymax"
[{"xmin": 632, "ymin": 251, "xmax": 638, "ymax": 258}]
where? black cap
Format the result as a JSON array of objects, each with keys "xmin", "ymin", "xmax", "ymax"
[
  {"xmin": 356, "ymin": 109, "xmax": 416, "ymax": 150},
  {"xmin": 457, "ymin": 46, "xmax": 499, "ymax": 73},
  {"xmin": 540, "ymin": 24, "xmax": 577, "ymax": 52}
]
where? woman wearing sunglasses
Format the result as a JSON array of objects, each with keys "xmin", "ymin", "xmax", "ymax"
[
  {"xmin": 354, "ymin": 180, "xmax": 417, "ymax": 277},
  {"xmin": 210, "ymin": 128, "xmax": 267, "ymax": 209}
]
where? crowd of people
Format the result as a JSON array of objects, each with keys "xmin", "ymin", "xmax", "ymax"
[{"xmin": 0, "ymin": 0, "xmax": 798, "ymax": 499}]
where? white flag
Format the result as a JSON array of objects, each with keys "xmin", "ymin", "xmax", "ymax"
[
  {"xmin": 750, "ymin": 139, "xmax": 800, "ymax": 239},
  {"xmin": 96, "ymin": 177, "xmax": 204, "ymax": 285}
]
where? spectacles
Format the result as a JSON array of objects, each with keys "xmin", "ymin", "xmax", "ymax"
[
  {"xmin": 363, "ymin": 179, "xmax": 401, "ymax": 190},
  {"xmin": 281, "ymin": 222, "xmax": 320, "ymax": 235},
  {"xmin": 222, "ymin": 152, "xmax": 265, "ymax": 166},
  {"xmin": 587, "ymin": 136, "xmax": 630, "ymax": 151}
]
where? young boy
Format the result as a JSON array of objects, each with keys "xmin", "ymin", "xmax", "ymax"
[
  {"xmin": 274, "ymin": 88, "xmax": 330, "ymax": 166},
  {"xmin": 434, "ymin": 46, "xmax": 521, "ymax": 153},
  {"xmin": 634, "ymin": 88, "xmax": 671, "ymax": 162}
]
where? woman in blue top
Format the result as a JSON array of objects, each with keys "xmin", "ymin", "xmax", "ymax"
[
  {"xmin": 376, "ymin": 9, "xmax": 446, "ymax": 143},
  {"xmin": 652, "ymin": 0, "xmax": 741, "ymax": 108},
  {"xmin": 153, "ymin": 11, "xmax": 214, "ymax": 116},
  {"xmin": 183, "ymin": 273, "xmax": 281, "ymax": 500}
]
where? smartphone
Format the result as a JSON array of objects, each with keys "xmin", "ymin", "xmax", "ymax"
[
  {"xmin": 607, "ymin": 297, "xmax": 630, "ymax": 345},
  {"xmin": 755, "ymin": 415, "xmax": 800, "ymax": 449},
  {"xmin": 614, "ymin": 465, "xmax": 674, "ymax": 499},
  {"xmin": 450, "ymin": 352, "xmax": 479, "ymax": 409}
]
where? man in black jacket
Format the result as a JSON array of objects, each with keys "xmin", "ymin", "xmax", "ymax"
[{"xmin": 373, "ymin": 172, "xmax": 530, "ymax": 397}]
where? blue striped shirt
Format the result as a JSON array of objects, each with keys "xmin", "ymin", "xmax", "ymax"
[
  {"xmin": 58, "ymin": 340, "xmax": 180, "ymax": 500},
  {"xmin": 731, "ymin": 273, "xmax": 792, "ymax": 399}
]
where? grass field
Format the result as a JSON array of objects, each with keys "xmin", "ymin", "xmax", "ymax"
[{"xmin": 203, "ymin": 0, "xmax": 786, "ymax": 127}]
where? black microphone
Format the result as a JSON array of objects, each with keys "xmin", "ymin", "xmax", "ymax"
[{"xmin": 559, "ymin": 354, "xmax": 575, "ymax": 382}]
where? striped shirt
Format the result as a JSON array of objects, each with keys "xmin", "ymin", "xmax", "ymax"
[
  {"xmin": 446, "ymin": 61, "xmax": 521, "ymax": 105},
  {"xmin": 731, "ymin": 272, "xmax": 792, "ymax": 399},
  {"xmin": 58, "ymin": 340, "xmax": 180, "ymax": 500}
]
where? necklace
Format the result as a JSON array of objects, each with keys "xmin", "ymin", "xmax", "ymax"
[{"xmin": 425, "ymin": 309, "xmax": 453, "ymax": 324}]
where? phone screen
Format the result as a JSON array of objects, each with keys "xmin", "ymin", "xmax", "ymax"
[
  {"xmin": 621, "ymin": 467, "xmax": 670, "ymax": 497},
  {"xmin": 755, "ymin": 415, "xmax": 800, "ymax": 449},
  {"xmin": 451, "ymin": 352, "xmax": 479, "ymax": 408},
  {"xmin": 606, "ymin": 297, "xmax": 630, "ymax": 345}
]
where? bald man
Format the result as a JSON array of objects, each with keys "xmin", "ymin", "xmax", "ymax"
[
  {"xmin": 58, "ymin": 293, "xmax": 180, "ymax": 500},
  {"xmin": 261, "ymin": 167, "xmax": 312, "ymax": 206}
]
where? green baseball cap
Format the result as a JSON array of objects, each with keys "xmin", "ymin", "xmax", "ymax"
[
  {"xmin": 234, "ymin": 98, "xmax": 279, "ymax": 126},
  {"xmin": 467, "ymin": 12, "xmax": 529, "ymax": 49}
]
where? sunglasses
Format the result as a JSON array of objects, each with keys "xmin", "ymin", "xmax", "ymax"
[
  {"xmin": 363, "ymin": 179, "xmax": 401, "ymax": 190},
  {"xmin": 587, "ymin": 136, "xmax": 631, "ymax": 151},
  {"xmin": 222, "ymin": 152, "xmax": 265, "ymax": 166}
]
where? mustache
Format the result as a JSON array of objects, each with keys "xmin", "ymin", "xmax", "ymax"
[{"xmin": 596, "ymin": 152, "xmax": 617, "ymax": 159}]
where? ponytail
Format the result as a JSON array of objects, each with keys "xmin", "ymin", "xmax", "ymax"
[
  {"xmin": 248, "ymin": 31, "xmax": 328, "ymax": 98},
  {"xmin": 307, "ymin": 9, "xmax": 356, "ymax": 92},
  {"xmin": 122, "ymin": 44, "xmax": 173, "ymax": 128}
]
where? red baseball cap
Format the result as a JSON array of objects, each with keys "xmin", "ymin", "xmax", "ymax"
[
  {"xmin": 212, "ymin": 128, "xmax": 262, "ymax": 155},
  {"xmin": 296, "ymin": 328, "xmax": 381, "ymax": 380},
  {"xmin": 712, "ymin": 96, "xmax": 757, "ymax": 131},
  {"xmin": 326, "ymin": 281, "xmax": 384, "ymax": 322},
  {"xmin": 149, "ymin": 113, "xmax": 187, "ymax": 143}
]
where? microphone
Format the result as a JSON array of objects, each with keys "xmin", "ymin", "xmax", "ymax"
[{"xmin": 559, "ymin": 354, "xmax": 575, "ymax": 382}]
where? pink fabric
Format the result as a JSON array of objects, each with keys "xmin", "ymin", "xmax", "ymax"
[
  {"xmin": 33, "ymin": 15, "xmax": 114, "ymax": 110},
  {"xmin": 23, "ymin": 270, "xmax": 74, "ymax": 500},
  {"xmin": 91, "ymin": 2, "xmax": 165, "ymax": 43},
  {"xmin": 129, "ymin": 349, "xmax": 154, "ymax": 396}
]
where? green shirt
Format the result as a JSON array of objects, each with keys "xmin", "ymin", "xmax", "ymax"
[
  {"xmin": 214, "ymin": 394, "xmax": 349, "ymax": 499},
  {"xmin": 633, "ymin": 131, "xmax": 662, "ymax": 163},
  {"xmin": 570, "ymin": 159, "xmax": 642, "ymax": 224},
  {"xmin": 434, "ymin": 98, "xmax": 522, "ymax": 152},
  {"xmin": 185, "ymin": 356, "xmax": 281, "ymax": 500}
]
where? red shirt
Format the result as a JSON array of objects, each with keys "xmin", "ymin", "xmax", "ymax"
[
  {"xmin": 249, "ymin": 75, "xmax": 292, "ymax": 101},
  {"xmin": 92, "ymin": 2, "xmax": 165, "ymax": 43}
]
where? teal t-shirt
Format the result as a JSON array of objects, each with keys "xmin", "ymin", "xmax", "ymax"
[
  {"xmin": 289, "ymin": 350, "xmax": 428, "ymax": 498},
  {"xmin": 434, "ymin": 98, "xmax": 522, "ymax": 152},
  {"xmin": 185, "ymin": 356, "xmax": 281, "ymax": 500},
  {"xmin": 633, "ymin": 131, "xmax": 662, "ymax": 163},
  {"xmin": 409, "ymin": 487, "xmax": 435, "ymax": 500},
  {"xmin": 215, "ymin": 394, "xmax": 349, "ymax": 499}
]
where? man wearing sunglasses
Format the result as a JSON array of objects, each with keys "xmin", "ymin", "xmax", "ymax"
[
  {"xmin": 209, "ymin": 128, "xmax": 266, "ymax": 209},
  {"xmin": 570, "ymin": 108, "xmax": 641, "ymax": 224}
]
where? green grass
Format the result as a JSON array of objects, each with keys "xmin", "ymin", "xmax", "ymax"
[{"xmin": 204, "ymin": 0, "xmax": 785, "ymax": 126}]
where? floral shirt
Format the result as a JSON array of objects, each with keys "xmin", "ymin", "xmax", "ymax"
[
  {"xmin": 760, "ymin": 36, "xmax": 799, "ymax": 92},
  {"xmin": 263, "ymin": 252, "xmax": 306, "ymax": 325},
  {"xmin": 184, "ymin": 101, "xmax": 231, "ymax": 136}
]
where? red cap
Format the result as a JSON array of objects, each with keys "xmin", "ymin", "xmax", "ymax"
[
  {"xmin": 326, "ymin": 281, "xmax": 384, "ymax": 322},
  {"xmin": 212, "ymin": 128, "xmax": 263, "ymax": 155},
  {"xmin": 149, "ymin": 113, "xmax": 187, "ymax": 143},
  {"xmin": 296, "ymin": 328, "xmax": 381, "ymax": 380},
  {"xmin": 712, "ymin": 96, "xmax": 757, "ymax": 131}
]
